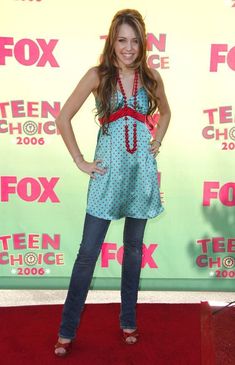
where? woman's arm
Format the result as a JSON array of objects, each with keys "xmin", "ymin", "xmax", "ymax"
[
  {"xmin": 55, "ymin": 67, "xmax": 106, "ymax": 178},
  {"xmin": 150, "ymin": 69, "xmax": 171, "ymax": 155}
]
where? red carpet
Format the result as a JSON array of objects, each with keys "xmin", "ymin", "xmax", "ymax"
[
  {"xmin": 212, "ymin": 304, "xmax": 235, "ymax": 365},
  {"xmin": 1, "ymin": 302, "xmax": 213, "ymax": 365},
  {"xmin": 200, "ymin": 302, "xmax": 216, "ymax": 365}
]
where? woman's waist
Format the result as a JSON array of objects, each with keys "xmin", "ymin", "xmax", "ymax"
[{"xmin": 98, "ymin": 106, "xmax": 155, "ymax": 132}]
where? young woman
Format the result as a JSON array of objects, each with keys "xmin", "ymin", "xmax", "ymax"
[{"xmin": 54, "ymin": 8, "xmax": 171, "ymax": 356}]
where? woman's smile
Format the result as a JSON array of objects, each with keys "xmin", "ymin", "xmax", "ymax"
[{"xmin": 114, "ymin": 23, "xmax": 139, "ymax": 68}]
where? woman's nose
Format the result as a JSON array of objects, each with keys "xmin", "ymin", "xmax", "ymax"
[{"xmin": 125, "ymin": 41, "xmax": 132, "ymax": 50}]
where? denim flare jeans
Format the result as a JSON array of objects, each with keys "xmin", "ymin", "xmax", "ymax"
[{"xmin": 59, "ymin": 212, "xmax": 147, "ymax": 340}]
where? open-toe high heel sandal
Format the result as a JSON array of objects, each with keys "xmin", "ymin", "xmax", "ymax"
[
  {"xmin": 122, "ymin": 329, "xmax": 139, "ymax": 345},
  {"xmin": 54, "ymin": 340, "xmax": 73, "ymax": 357}
]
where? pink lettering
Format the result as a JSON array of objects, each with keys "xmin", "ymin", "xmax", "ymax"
[
  {"xmin": 210, "ymin": 44, "xmax": 227, "ymax": 72},
  {"xmin": 1, "ymin": 176, "xmax": 17, "ymax": 201},
  {"xmin": 17, "ymin": 177, "xmax": 41, "ymax": 201},
  {"xmin": 101, "ymin": 243, "xmax": 158, "ymax": 268},
  {"xmin": 219, "ymin": 183, "xmax": 235, "ymax": 206},
  {"xmin": 227, "ymin": 46, "xmax": 235, "ymax": 70},
  {"xmin": 147, "ymin": 55, "xmax": 169, "ymax": 69},
  {"xmin": 0, "ymin": 235, "xmax": 11, "ymax": 250},
  {"xmin": 9, "ymin": 123, "xmax": 22, "ymax": 134},
  {"xmin": 41, "ymin": 101, "xmax": 60, "ymax": 118},
  {"xmin": 196, "ymin": 237, "xmax": 235, "ymax": 254},
  {"xmin": 41, "ymin": 234, "xmax": 60, "ymax": 250},
  {"xmin": 0, "ymin": 37, "xmax": 59, "ymax": 67},
  {"xmin": 196, "ymin": 255, "xmax": 222, "ymax": 268},
  {"xmin": 215, "ymin": 128, "xmax": 228, "ymax": 140},
  {"xmin": 220, "ymin": 106, "xmax": 233, "ymax": 123},
  {"xmin": 13, "ymin": 233, "xmax": 27, "ymax": 250},
  {"xmin": 197, "ymin": 238, "xmax": 211, "ymax": 253},
  {"xmin": 147, "ymin": 33, "xmax": 166, "ymax": 52},
  {"xmin": 27, "ymin": 102, "xmax": 39, "ymax": 117},
  {"xmin": 56, "ymin": 254, "xmax": 64, "ymax": 265},
  {"xmin": 10, "ymin": 254, "xmax": 23, "ymax": 266},
  {"xmin": 101, "ymin": 243, "xmax": 116, "ymax": 267},
  {"xmin": 28, "ymin": 234, "xmax": 40, "ymax": 249},
  {"xmin": 36, "ymin": 39, "xmax": 59, "ymax": 67},
  {"xmin": 38, "ymin": 177, "xmax": 60, "ymax": 202},
  {"xmin": 208, "ymin": 257, "xmax": 221, "ymax": 268},
  {"xmin": 210, "ymin": 44, "xmax": 235, "ymax": 72},
  {"xmin": 203, "ymin": 181, "xmax": 220, "ymax": 206},
  {"xmin": 0, "ymin": 102, "xmax": 9, "ymax": 118},
  {"xmin": 43, "ymin": 252, "xmax": 56, "ymax": 265},
  {"xmin": 196, "ymin": 255, "xmax": 207, "ymax": 267},
  {"xmin": 11, "ymin": 100, "xmax": 25, "ymax": 117},
  {"xmin": 212, "ymin": 237, "xmax": 225, "ymax": 253},
  {"xmin": 0, "ymin": 176, "xmax": 60, "ymax": 203},
  {"xmin": 43, "ymin": 121, "xmax": 57, "ymax": 134},
  {"xmin": 202, "ymin": 126, "xmax": 214, "ymax": 139},
  {"xmin": 0, "ymin": 233, "xmax": 60, "ymax": 251},
  {"xmin": 0, "ymin": 120, "xmax": 8, "ymax": 133},
  {"xmin": 0, "ymin": 252, "xmax": 9, "ymax": 264},
  {"xmin": 0, "ymin": 37, "xmax": 13, "ymax": 64},
  {"xmin": 142, "ymin": 244, "xmax": 158, "ymax": 268},
  {"xmin": 116, "ymin": 246, "xmax": 124, "ymax": 265},
  {"xmin": 203, "ymin": 108, "xmax": 218, "ymax": 124},
  {"xmin": 14, "ymin": 38, "xmax": 40, "ymax": 66},
  {"xmin": 228, "ymin": 239, "xmax": 235, "ymax": 252}
]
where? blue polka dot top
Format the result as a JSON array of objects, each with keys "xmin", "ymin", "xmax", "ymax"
[{"xmin": 86, "ymin": 87, "xmax": 164, "ymax": 220}]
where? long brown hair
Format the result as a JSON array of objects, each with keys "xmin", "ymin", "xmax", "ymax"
[{"xmin": 96, "ymin": 9, "xmax": 159, "ymax": 133}]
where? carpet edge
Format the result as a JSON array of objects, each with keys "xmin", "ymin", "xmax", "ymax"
[{"xmin": 200, "ymin": 301, "xmax": 216, "ymax": 365}]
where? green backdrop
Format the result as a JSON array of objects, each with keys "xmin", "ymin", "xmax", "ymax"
[{"xmin": 1, "ymin": 0, "xmax": 234, "ymax": 290}]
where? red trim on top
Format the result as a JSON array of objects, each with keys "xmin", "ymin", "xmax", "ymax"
[{"xmin": 98, "ymin": 106, "xmax": 155, "ymax": 132}]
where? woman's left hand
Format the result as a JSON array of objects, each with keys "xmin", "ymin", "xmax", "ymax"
[{"xmin": 149, "ymin": 139, "xmax": 160, "ymax": 158}]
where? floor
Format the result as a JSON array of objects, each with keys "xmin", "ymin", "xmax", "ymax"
[{"xmin": 0, "ymin": 290, "xmax": 235, "ymax": 307}]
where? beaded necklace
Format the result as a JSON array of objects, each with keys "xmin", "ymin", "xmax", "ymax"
[{"xmin": 117, "ymin": 69, "xmax": 138, "ymax": 154}]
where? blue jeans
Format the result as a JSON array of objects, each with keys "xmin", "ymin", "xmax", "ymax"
[{"xmin": 59, "ymin": 212, "xmax": 147, "ymax": 340}]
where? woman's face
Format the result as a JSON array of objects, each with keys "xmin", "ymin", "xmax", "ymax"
[{"xmin": 114, "ymin": 23, "xmax": 140, "ymax": 69}]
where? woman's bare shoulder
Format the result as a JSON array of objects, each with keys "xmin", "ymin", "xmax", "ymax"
[
  {"xmin": 84, "ymin": 66, "xmax": 100, "ymax": 91},
  {"xmin": 149, "ymin": 68, "xmax": 163, "ymax": 83}
]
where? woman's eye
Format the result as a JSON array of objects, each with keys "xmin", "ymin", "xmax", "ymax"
[{"xmin": 117, "ymin": 39, "xmax": 138, "ymax": 44}]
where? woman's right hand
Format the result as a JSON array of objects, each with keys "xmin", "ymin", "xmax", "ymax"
[{"xmin": 75, "ymin": 159, "xmax": 107, "ymax": 178}]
